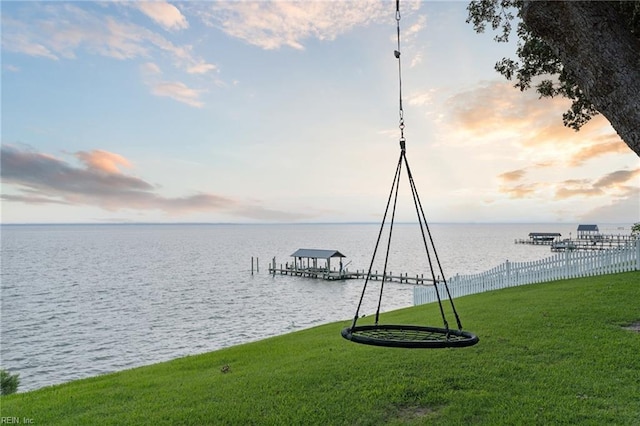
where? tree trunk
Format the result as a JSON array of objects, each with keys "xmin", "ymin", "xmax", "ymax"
[{"xmin": 521, "ymin": 1, "xmax": 640, "ymax": 157}]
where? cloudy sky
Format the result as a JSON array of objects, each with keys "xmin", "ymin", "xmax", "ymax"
[{"xmin": 2, "ymin": 0, "xmax": 638, "ymax": 224}]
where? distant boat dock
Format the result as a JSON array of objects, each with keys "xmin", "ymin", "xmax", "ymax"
[
  {"xmin": 515, "ymin": 224, "xmax": 637, "ymax": 251},
  {"xmin": 515, "ymin": 232, "xmax": 563, "ymax": 245},
  {"xmin": 261, "ymin": 248, "xmax": 437, "ymax": 284}
]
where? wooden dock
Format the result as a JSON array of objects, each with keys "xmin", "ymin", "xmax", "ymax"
[
  {"xmin": 549, "ymin": 236, "xmax": 637, "ymax": 252},
  {"xmin": 259, "ymin": 250, "xmax": 439, "ymax": 285},
  {"xmin": 516, "ymin": 234, "xmax": 636, "ymax": 251},
  {"xmin": 514, "ymin": 238, "xmax": 556, "ymax": 246},
  {"xmin": 515, "ymin": 232, "xmax": 562, "ymax": 245},
  {"xmin": 267, "ymin": 262, "xmax": 438, "ymax": 285}
]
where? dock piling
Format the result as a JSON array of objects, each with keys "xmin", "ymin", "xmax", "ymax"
[{"xmin": 251, "ymin": 257, "xmax": 260, "ymax": 275}]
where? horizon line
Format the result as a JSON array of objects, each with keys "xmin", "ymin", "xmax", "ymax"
[{"xmin": 1, "ymin": 221, "xmax": 633, "ymax": 226}]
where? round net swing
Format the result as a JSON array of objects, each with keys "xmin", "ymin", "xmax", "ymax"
[{"xmin": 341, "ymin": 0, "xmax": 478, "ymax": 349}]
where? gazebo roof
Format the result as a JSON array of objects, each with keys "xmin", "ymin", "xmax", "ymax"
[
  {"xmin": 290, "ymin": 249, "xmax": 346, "ymax": 259},
  {"xmin": 529, "ymin": 232, "xmax": 561, "ymax": 237},
  {"xmin": 577, "ymin": 224, "xmax": 599, "ymax": 232}
]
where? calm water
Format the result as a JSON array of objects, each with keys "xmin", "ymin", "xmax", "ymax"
[{"xmin": 0, "ymin": 222, "xmax": 628, "ymax": 392}]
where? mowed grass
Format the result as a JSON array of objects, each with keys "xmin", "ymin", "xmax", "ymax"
[{"xmin": 3, "ymin": 271, "xmax": 639, "ymax": 425}]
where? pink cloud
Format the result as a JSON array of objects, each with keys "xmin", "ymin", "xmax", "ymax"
[
  {"xmin": 1, "ymin": 145, "xmax": 311, "ymax": 221},
  {"xmin": 132, "ymin": 2, "xmax": 189, "ymax": 31},
  {"xmin": 446, "ymin": 80, "xmax": 632, "ymax": 163},
  {"xmin": 570, "ymin": 139, "xmax": 633, "ymax": 166},
  {"xmin": 554, "ymin": 169, "xmax": 640, "ymax": 200},
  {"xmin": 499, "ymin": 183, "xmax": 539, "ymax": 199},
  {"xmin": 75, "ymin": 150, "xmax": 132, "ymax": 174},
  {"xmin": 498, "ymin": 169, "xmax": 526, "ymax": 183}
]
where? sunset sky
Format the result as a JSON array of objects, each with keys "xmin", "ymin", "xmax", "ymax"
[{"xmin": 2, "ymin": 1, "xmax": 638, "ymax": 224}]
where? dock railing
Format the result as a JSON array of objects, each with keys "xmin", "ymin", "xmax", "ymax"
[{"xmin": 414, "ymin": 239, "xmax": 640, "ymax": 306}]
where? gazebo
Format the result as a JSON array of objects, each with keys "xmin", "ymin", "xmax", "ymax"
[
  {"xmin": 528, "ymin": 232, "xmax": 562, "ymax": 243},
  {"xmin": 577, "ymin": 224, "xmax": 600, "ymax": 239},
  {"xmin": 290, "ymin": 249, "xmax": 346, "ymax": 273}
]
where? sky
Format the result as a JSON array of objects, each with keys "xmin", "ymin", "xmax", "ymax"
[{"xmin": 1, "ymin": 0, "xmax": 639, "ymax": 224}]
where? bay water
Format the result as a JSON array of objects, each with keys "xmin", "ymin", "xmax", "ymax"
[{"xmin": 0, "ymin": 222, "xmax": 628, "ymax": 392}]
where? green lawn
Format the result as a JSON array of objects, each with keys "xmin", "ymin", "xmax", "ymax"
[{"xmin": 3, "ymin": 271, "xmax": 639, "ymax": 425}]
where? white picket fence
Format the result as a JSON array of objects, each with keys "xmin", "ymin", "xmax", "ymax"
[{"xmin": 413, "ymin": 239, "xmax": 640, "ymax": 306}]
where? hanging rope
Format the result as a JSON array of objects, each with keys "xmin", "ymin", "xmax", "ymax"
[{"xmin": 395, "ymin": 0, "xmax": 405, "ymax": 151}]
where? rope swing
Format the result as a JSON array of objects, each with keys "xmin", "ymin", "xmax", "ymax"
[{"xmin": 341, "ymin": 0, "xmax": 479, "ymax": 349}]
